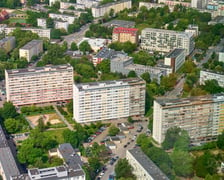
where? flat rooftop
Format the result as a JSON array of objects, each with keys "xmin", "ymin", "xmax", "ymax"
[
  {"xmin": 6, "ymin": 64, "xmax": 73, "ymax": 75},
  {"xmin": 155, "ymin": 93, "xmax": 224, "ymax": 107},
  {"xmin": 142, "ymin": 28, "xmax": 193, "ymax": 37},
  {"xmin": 75, "ymin": 78, "xmax": 144, "ymax": 91},
  {"xmin": 166, "ymin": 48, "xmax": 185, "ymax": 58},
  {"xmin": 128, "ymin": 148, "xmax": 169, "ymax": 180},
  {"xmin": 103, "ymin": 19, "xmax": 135, "ymax": 28},
  {"xmin": 20, "ymin": 40, "xmax": 42, "ymax": 50}
]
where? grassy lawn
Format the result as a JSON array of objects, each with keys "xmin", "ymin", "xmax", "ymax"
[
  {"xmin": 9, "ymin": 18, "xmax": 26, "ymax": 23},
  {"xmin": 44, "ymin": 129, "xmax": 66, "ymax": 144}
]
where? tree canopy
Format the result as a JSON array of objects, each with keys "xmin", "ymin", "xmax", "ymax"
[{"xmin": 115, "ymin": 158, "xmax": 136, "ymax": 180}]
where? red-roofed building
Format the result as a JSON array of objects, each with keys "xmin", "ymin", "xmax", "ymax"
[
  {"xmin": 0, "ymin": 10, "xmax": 9, "ymax": 22},
  {"xmin": 112, "ymin": 27, "xmax": 138, "ymax": 44}
]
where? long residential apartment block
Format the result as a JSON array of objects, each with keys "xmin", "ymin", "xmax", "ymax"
[
  {"xmin": 91, "ymin": 0, "xmax": 132, "ymax": 17},
  {"xmin": 141, "ymin": 28, "xmax": 194, "ymax": 55},
  {"xmin": 126, "ymin": 148, "xmax": 169, "ymax": 180},
  {"xmin": 200, "ymin": 70, "xmax": 224, "ymax": 87},
  {"xmin": 49, "ymin": 13, "xmax": 77, "ymax": 24},
  {"xmin": 73, "ymin": 78, "xmax": 145, "ymax": 123},
  {"xmin": 19, "ymin": 40, "xmax": 43, "ymax": 62},
  {"xmin": 153, "ymin": 94, "xmax": 224, "ymax": 144},
  {"xmin": 5, "ymin": 27, "xmax": 51, "ymax": 39},
  {"xmin": 5, "ymin": 64, "xmax": 73, "ymax": 106}
]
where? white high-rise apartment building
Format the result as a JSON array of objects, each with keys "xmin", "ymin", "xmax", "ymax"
[
  {"xmin": 200, "ymin": 70, "xmax": 224, "ymax": 87},
  {"xmin": 5, "ymin": 64, "xmax": 73, "ymax": 106},
  {"xmin": 73, "ymin": 78, "xmax": 145, "ymax": 123},
  {"xmin": 141, "ymin": 28, "xmax": 194, "ymax": 55},
  {"xmin": 153, "ymin": 94, "xmax": 224, "ymax": 144}
]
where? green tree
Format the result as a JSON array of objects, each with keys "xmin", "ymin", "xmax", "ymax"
[
  {"xmin": 202, "ymin": 79, "xmax": 224, "ymax": 94},
  {"xmin": 162, "ymin": 126, "xmax": 181, "ymax": 150},
  {"xmin": 0, "ymin": 49, "xmax": 8, "ymax": 61},
  {"xmin": 160, "ymin": 73, "xmax": 177, "ymax": 91},
  {"xmin": 4, "ymin": 118, "xmax": 20, "ymax": 134},
  {"xmin": 127, "ymin": 116, "xmax": 134, "ymax": 123},
  {"xmin": 37, "ymin": 117, "xmax": 46, "ymax": 132},
  {"xmin": 217, "ymin": 131, "xmax": 224, "ymax": 149},
  {"xmin": 79, "ymin": 41, "xmax": 92, "ymax": 54},
  {"xmin": 115, "ymin": 158, "xmax": 136, "ymax": 179},
  {"xmin": 108, "ymin": 125, "xmax": 119, "ymax": 136},
  {"xmin": 1, "ymin": 101, "xmax": 18, "ymax": 120},
  {"xmin": 128, "ymin": 70, "xmax": 137, "ymax": 78},
  {"xmin": 141, "ymin": 72, "xmax": 151, "ymax": 83},
  {"xmin": 66, "ymin": 100, "xmax": 73, "ymax": 114},
  {"xmin": 174, "ymin": 130, "xmax": 190, "ymax": 151},
  {"xmin": 96, "ymin": 59, "xmax": 110, "ymax": 73},
  {"xmin": 170, "ymin": 150, "xmax": 194, "ymax": 177},
  {"xmin": 46, "ymin": 18, "xmax": 54, "ymax": 28},
  {"xmin": 70, "ymin": 42, "xmax": 78, "ymax": 51}
]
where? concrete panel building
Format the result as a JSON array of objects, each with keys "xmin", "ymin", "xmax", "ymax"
[
  {"xmin": 60, "ymin": 2, "xmax": 86, "ymax": 9},
  {"xmin": 153, "ymin": 94, "xmax": 224, "ymax": 144},
  {"xmin": 110, "ymin": 52, "xmax": 172, "ymax": 83},
  {"xmin": 5, "ymin": 27, "xmax": 51, "ymax": 39},
  {"xmin": 37, "ymin": 18, "xmax": 47, "ymax": 28},
  {"xmin": 164, "ymin": 48, "xmax": 185, "ymax": 73},
  {"xmin": 76, "ymin": 0, "xmax": 100, "ymax": 8},
  {"xmin": 91, "ymin": 0, "xmax": 132, "ymax": 17},
  {"xmin": 127, "ymin": 148, "xmax": 169, "ymax": 180},
  {"xmin": 54, "ymin": 21, "xmax": 69, "ymax": 31},
  {"xmin": 141, "ymin": 28, "xmax": 194, "ymax": 55},
  {"xmin": 49, "ymin": 13, "xmax": 76, "ymax": 24},
  {"xmin": 0, "ymin": 125, "xmax": 20, "ymax": 180},
  {"xmin": 5, "ymin": 64, "xmax": 73, "ymax": 106},
  {"xmin": 19, "ymin": 40, "xmax": 43, "ymax": 62},
  {"xmin": 0, "ymin": 36, "xmax": 16, "ymax": 53},
  {"xmin": 200, "ymin": 70, "xmax": 224, "ymax": 87},
  {"xmin": 73, "ymin": 78, "xmax": 145, "ymax": 123},
  {"xmin": 112, "ymin": 27, "xmax": 138, "ymax": 44}
]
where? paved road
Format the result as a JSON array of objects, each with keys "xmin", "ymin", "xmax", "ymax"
[
  {"xmin": 61, "ymin": 23, "xmax": 91, "ymax": 47},
  {"xmin": 166, "ymin": 77, "xmax": 185, "ymax": 98},
  {"xmin": 198, "ymin": 38, "xmax": 224, "ymax": 68},
  {"xmin": 101, "ymin": 120, "xmax": 149, "ymax": 180},
  {"xmin": 53, "ymin": 105, "xmax": 74, "ymax": 130}
]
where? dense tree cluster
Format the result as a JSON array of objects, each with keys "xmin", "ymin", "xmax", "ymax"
[
  {"xmin": 108, "ymin": 41, "xmax": 137, "ymax": 54},
  {"xmin": 115, "ymin": 158, "xmax": 136, "ymax": 180},
  {"xmin": 85, "ymin": 24, "xmax": 113, "ymax": 39}
]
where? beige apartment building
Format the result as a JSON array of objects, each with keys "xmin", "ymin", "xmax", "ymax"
[
  {"xmin": 91, "ymin": 0, "xmax": 132, "ymax": 17},
  {"xmin": 73, "ymin": 78, "xmax": 145, "ymax": 123},
  {"xmin": 153, "ymin": 94, "xmax": 224, "ymax": 144},
  {"xmin": 19, "ymin": 40, "xmax": 43, "ymax": 62},
  {"xmin": 112, "ymin": 27, "xmax": 138, "ymax": 44},
  {"xmin": 5, "ymin": 64, "xmax": 73, "ymax": 106}
]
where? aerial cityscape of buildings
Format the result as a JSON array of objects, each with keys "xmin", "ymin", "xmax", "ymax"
[{"xmin": 1, "ymin": 0, "xmax": 224, "ymax": 179}]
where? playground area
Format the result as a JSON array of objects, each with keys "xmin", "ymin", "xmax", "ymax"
[{"xmin": 26, "ymin": 113, "xmax": 63, "ymax": 127}]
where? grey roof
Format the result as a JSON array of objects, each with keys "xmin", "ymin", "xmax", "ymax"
[
  {"xmin": 75, "ymin": 78, "xmax": 143, "ymax": 91},
  {"xmin": 6, "ymin": 64, "xmax": 73, "ymax": 75},
  {"xmin": 165, "ymin": 48, "xmax": 185, "ymax": 58},
  {"xmin": 103, "ymin": 19, "xmax": 135, "ymax": 28},
  {"xmin": 128, "ymin": 148, "xmax": 169, "ymax": 180},
  {"xmin": 20, "ymin": 40, "xmax": 42, "ymax": 50},
  {"xmin": 95, "ymin": 47, "xmax": 115, "ymax": 59},
  {"xmin": 0, "ymin": 147, "xmax": 20, "ymax": 179},
  {"xmin": 58, "ymin": 143, "xmax": 83, "ymax": 169},
  {"xmin": 10, "ymin": 174, "xmax": 30, "ymax": 180}
]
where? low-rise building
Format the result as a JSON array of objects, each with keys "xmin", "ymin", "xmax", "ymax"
[
  {"xmin": 126, "ymin": 148, "xmax": 169, "ymax": 180},
  {"xmin": 153, "ymin": 94, "xmax": 224, "ymax": 144},
  {"xmin": 159, "ymin": 0, "xmax": 191, "ymax": 11},
  {"xmin": 164, "ymin": 48, "xmax": 185, "ymax": 73},
  {"xmin": 139, "ymin": 2, "xmax": 165, "ymax": 9},
  {"xmin": 60, "ymin": 2, "xmax": 85, "ymax": 10},
  {"xmin": 0, "ymin": 36, "xmax": 16, "ymax": 53},
  {"xmin": 0, "ymin": 24, "xmax": 7, "ymax": 33},
  {"xmin": 92, "ymin": 47, "xmax": 115, "ymax": 66},
  {"xmin": 112, "ymin": 27, "xmax": 138, "ymax": 44},
  {"xmin": 5, "ymin": 27, "xmax": 51, "ymax": 39},
  {"xmin": 78, "ymin": 38, "xmax": 110, "ymax": 52},
  {"xmin": 110, "ymin": 52, "xmax": 172, "ymax": 83},
  {"xmin": 105, "ymin": 141, "xmax": 117, "ymax": 149},
  {"xmin": 219, "ymin": 48, "xmax": 224, "ymax": 62},
  {"xmin": 200, "ymin": 70, "xmax": 224, "ymax": 87},
  {"xmin": 54, "ymin": 20, "xmax": 69, "ymax": 31},
  {"xmin": 141, "ymin": 28, "xmax": 194, "ymax": 55},
  {"xmin": 5, "ymin": 64, "xmax": 73, "ymax": 106},
  {"xmin": 73, "ymin": 78, "xmax": 145, "ymax": 123},
  {"xmin": 185, "ymin": 24, "xmax": 199, "ymax": 37},
  {"xmin": 91, "ymin": 0, "xmax": 132, "ymax": 17},
  {"xmin": 76, "ymin": 0, "xmax": 100, "ymax": 8},
  {"xmin": 19, "ymin": 40, "xmax": 43, "ymax": 62},
  {"xmin": 37, "ymin": 18, "xmax": 47, "ymax": 28},
  {"xmin": 103, "ymin": 19, "xmax": 135, "ymax": 28},
  {"xmin": 49, "ymin": 13, "xmax": 76, "ymax": 24}
]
